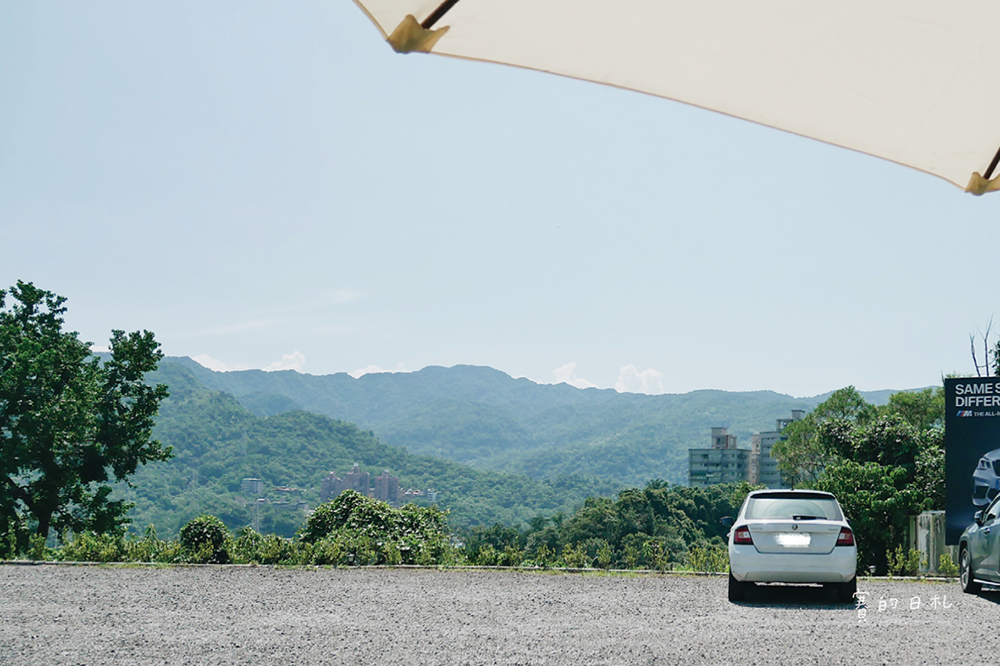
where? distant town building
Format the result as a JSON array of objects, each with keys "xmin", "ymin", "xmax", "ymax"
[
  {"xmin": 688, "ymin": 427, "xmax": 750, "ymax": 488},
  {"xmin": 320, "ymin": 465, "xmax": 404, "ymax": 504},
  {"xmin": 241, "ymin": 478, "xmax": 265, "ymax": 496},
  {"xmin": 342, "ymin": 463, "xmax": 370, "ymax": 494},
  {"xmin": 373, "ymin": 470, "xmax": 400, "ymax": 503},
  {"xmin": 753, "ymin": 410, "xmax": 804, "ymax": 489},
  {"xmin": 749, "ymin": 434, "xmax": 762, "ymax": 485},
  {"xmin": 710, "ymin": 427, "xmax": 738, "ymax": 450},
  {"xmin": 687, "ymin": 411, "xmax": 806, "ymax": 489},
  {"xmin": 320, "ymin": 463, "xmax": 372, "ymax": 502}
]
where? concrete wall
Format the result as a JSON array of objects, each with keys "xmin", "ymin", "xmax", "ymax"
[{"xmin": 907, "ymin": 511, "xmax": 959, "ymax": 575}]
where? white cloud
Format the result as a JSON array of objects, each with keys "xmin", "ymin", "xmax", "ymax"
[
  {"xmin": 615, "ymin": 364, "xmax": 666, "ymax": 395},
  {"xmin": 192, "ymin": 352, "xmax": 304, "ymax": 373},
  {"xmin": 264, "ymin": 351, "xmax": 306, "ymax": 372},
  {"xmin": 552, "ymin": 362, "xmax": 598, "ymax": 389},
  {"xmin": 90, "ymin": 345, "xmax": 110, "ymax": 353},
  {"xmin": 350, "ymin": 363, "xmax": 409, "ymax": 379},
  {"xmin": 327, "ymin": 288, "xmax": 361, "ymax": 306},
  {"xmin": 191, "ymin": 354, "xmax": 251, "ymax": 372}
]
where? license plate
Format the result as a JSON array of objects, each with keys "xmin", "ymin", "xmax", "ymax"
[{"xmin": 775, "ymin": 532, "xmax": 811, "ymax": 548}]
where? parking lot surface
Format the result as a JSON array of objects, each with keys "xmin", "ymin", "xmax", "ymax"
[{"xmin": 1, "ymin": 565, "xmax": 996, "ymax": 665}]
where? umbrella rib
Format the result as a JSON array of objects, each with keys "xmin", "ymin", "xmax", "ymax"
[
  {"xmin": 985, "ymin": 145, "xmax": 1000, "ymax": 181},
  {"xmin": 422, "ymin": 0, "xmax": 462, "ymax": 29}
]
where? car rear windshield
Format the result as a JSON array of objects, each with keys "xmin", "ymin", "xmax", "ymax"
[{"xmin": 744, "ymin": 494, "xmax": 843, "ymax": 521}]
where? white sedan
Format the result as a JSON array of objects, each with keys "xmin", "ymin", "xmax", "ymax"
[{"xmin": 723, "ymin": 489, "xmax": 858, "ymax": 602}]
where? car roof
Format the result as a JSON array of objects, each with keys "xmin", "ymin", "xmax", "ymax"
[{"xmin": 746, "ymin": 489, "xmax": 836, "ymax": 499}]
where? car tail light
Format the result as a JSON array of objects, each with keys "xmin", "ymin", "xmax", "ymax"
[
  {"xmin": 836, "ymin": 527, "xmax": 855, "ymax": 547},
  {"xmin": 733, "ymin": 527, "xmax": 754, "ymax": 545}
]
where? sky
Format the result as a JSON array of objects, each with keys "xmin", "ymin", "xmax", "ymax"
[{"xmin": 1, "ymin": 1, "xmax": 998, "ymax": 398}]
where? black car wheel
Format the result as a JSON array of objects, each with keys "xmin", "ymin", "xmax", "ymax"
[
  {"xmin": 728, "ymin": 571, "xmax": 748, "ymax": 602},
  {"xmin": 960, "ymin": 546, "xmax": 981, "ymax": 594},
  {"xmin": 835, "ymin": 576, "xmax": 857, "ymax": 603}
]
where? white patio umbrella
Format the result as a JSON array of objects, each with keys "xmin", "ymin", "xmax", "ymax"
[{"xmin": 349, "ymin": 0, "xmax": 1000, "ymax": 194}]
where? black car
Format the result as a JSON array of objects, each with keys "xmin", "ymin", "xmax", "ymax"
[{"xmin": 959, "ymin": 492, "xmax": 1000, "ymax": 593}]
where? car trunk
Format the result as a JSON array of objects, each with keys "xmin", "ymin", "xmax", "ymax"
[{"xmin": 747, "ymin": 520, "xmax": 842, "ymax": 555}]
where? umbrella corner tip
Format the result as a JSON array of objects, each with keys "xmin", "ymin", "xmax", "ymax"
[
  {"xmin": 965, "ymin": 171, "xmax": 1000, "ymax": 196},
  {"xmin": 387, "ymin": 15, "xmax": 450, "ymax": 54}
]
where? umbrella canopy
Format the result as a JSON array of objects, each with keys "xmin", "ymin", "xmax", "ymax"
[{"xmin": 349, "ymin": 0, "xmax": 1000, "ymax": 194}]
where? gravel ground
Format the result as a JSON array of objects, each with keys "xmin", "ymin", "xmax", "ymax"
[{"xmin": 1, "ymin": 564, "xmax": 997, "ymax": 665}]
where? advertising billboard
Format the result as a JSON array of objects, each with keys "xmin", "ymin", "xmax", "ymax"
[{"xmin": 945, "ymin": 376, "xmax": 1000, "ymax": 544}]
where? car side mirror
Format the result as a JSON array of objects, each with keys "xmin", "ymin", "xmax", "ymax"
[
  {"xmin": 975, "ymin": 510, "xmax": 984, "ymax": 526},
  {"xmin": 720, "ymin": 516, "xmax": 734, "ymax": 527}
]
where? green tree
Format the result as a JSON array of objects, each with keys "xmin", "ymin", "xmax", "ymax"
[
  {"xmin": 808, "ymin": 460, "xmax": 925, "ymax": 574},
  {"xmin": 884, "ymin": 387, "xmax": 944, "ymax": 432},
  {"xmin": 0, "ymin": 281, "xmax": 170, "ymax": 547},
  {"xmin": 912, "ymin": 426, "xmax": 945, "ymax": 511},
  {"xmin": 818, "ymin": 414, "xmax": 921, "ymax": 471},
  {"xmin": 771, "ymin": 386, "xmax": 877, "ymax": 485}
]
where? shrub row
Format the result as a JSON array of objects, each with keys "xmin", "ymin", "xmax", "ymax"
[{"xmin": 37, "ymin": 491, "xmax": 457, "ymax": 566}]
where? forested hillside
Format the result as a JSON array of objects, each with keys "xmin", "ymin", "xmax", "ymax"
[
  {"xmin": 171, "ymin": 357, "xmax": 902, "ymax": 487},
  {"xmin": 123, "ymin": 361, "xmax": 618, "ymax": 537}
]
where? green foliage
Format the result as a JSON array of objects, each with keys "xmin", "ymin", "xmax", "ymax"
[
  {"xmin": 884, "ymin": 388, "xmax": 944, "ymax": 432},
  {"xmin": 771, "ymin": 386, "xmax": 876, "ymax": 485},
  {"xmin": 913, "ymin": 427, "xmax": 945, "ymax": 511},
  {"xmin": 299, "ymin": 491, "xmax": 451, "ymax": 566},
  {"xmin": 887, "ymin": 545, "xmax": 924, "ymax": 577},
  {"xmin": 596, "ymin": 541, "xmax": 614, "ymax": 569},
  {"xmin": 58, "ymin": 526, "xmax": 183, "ymax": 563},
  {"xmin": 533, "ymin": 543, "xmax": 555, "ymax": 568},
  {"xmin": 560, "ymin": 542, "xmax": 589, "ymax": 568},
  {"xmin": 938, "ymin": 553, "xmax": 959, "ymax": 577},
  {"xmin": 499, "ymin": 544, "xmax": 524, "ymax": 567},
  {"xmin": 685, "ymin": 544, "xmax": 729, "ymax": 573},
  {"xmin": 179, "ymin": 515, "xmax": 230, "ymax": 564},
  {"xmin": 0, "ymin": 281, "xmax": 170, "ymax": 542},
  {"xmin": 472, "ymin": 543, "xmax": 497, "ymax": 565},
  {"xmin": 59, "ymin": 532, "xmax": 126, "ymax": 563},
  {"xmin": 28, "ymin": 534, "xmax": 49, "ymax": 561},
  {"xmin": 1, "ymin": 515, "xmax": 28, "ymax": 559},
  {"xmin": 463, "ymin": 522, "xmax": 524, "ymax": 564},
  {"xmin": 230, "ymin": 528, "xmax": 298, "ymax": 565},
  {"xmin": 774, "ymin": 386, "xmax": 946, "ymax": 574},
  {"xmin": 808, "ymin": 460, "xmax": 924, "ymax": 574},
  {"xmin": 457, "ymin": 481, "xmax": 750, "ymax": 571},
  {"xmin": 819, "ymin": 414, "xmax": 921, "ymax": 470}
]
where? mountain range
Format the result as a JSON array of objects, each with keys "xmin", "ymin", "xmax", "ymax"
[
  {"xmin": 124, "ymin": 357, "xmax": 907, "ymax": 536},
  {"xmin": 168, "ymin": 357, "xmax": 900, "ymax": 488}
]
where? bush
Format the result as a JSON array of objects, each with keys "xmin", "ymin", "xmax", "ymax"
[
  {"xmin": 473, "ymin": 543, "xmax": 497, "ymax": 566},
  {"xmin": 301, "ymin": 491, "xmax": 452, "ymax": 566},
  {"xmin": 125, "ymin": 525, "xmax": 173, "ymax": 562},
  {"xmin": 534, "ymin": 544, "xmax": 554, "ymax": 568},
  {"xmin": 1, "ymin": 516, "xmax": 28, "ymax": 559},
  {"xmin": 887, "ymin": 545, "xmax": 923, "ymax": 577},
  {"xmin": 28, "ymin": 534, "xmax": 52, "ymax": 561},
  {"xmin": 596, "ymin": 541, "xmax": 614, "ymax": 569},
  {"xmin": 59, "ymin": 532, "xmax": 126, "ymax": 563},
  {"xmin": 58, "ymin": 525, "xmax": 182, "ymax": 563},
  {"xmin": 300, "ymin": 491, "xmax": 394, "ymax": 543},
  {"xmin": 561, "ymin": 543, "xmax": 589, "ymax": 568},
  {"xmin": 939, "ymin": 553, "xmax": 959, "ymax": 577},
  {"xmin": 497, "ymin": 545, "xmax": 523, "ymax": 567},
  {"xmin": 685, "ymin": 544, "xmax": 728, "ymax": 573},
  {"xmin": 232, "ymin": 531, "xmax": 299, "ymax": 565},
  {"xmin": 179, "ymin": 515, "xmax": 230, "ymax": 564}
]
